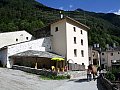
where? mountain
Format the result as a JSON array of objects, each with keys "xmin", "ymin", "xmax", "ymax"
[{"xmin": 0, "ymin": 0, "xmax": 120, "ymax": 49}]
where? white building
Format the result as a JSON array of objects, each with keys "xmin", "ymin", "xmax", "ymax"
[
  {"xmin": 101, "ymin": 48, "xmax": 120, "ymax": 68},
  {"xmin": 0, "ymin": 37, "xmax": 51, "ymax": 68},
  {"xmin": 36, "ymin": 16, "xmax": 90, "ymax": 69},
  {"xmin": 0, "ymin": 30, "xmax": 33, "ymax": 48}
]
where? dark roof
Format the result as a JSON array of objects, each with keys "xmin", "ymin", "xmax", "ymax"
[
  {"xmin": 10, "ymin": 50, "xmax": 64, "ymax": 58},
  {"xmin": 34, "ymin": 16, "xmax": 90, "ymax": 38}
]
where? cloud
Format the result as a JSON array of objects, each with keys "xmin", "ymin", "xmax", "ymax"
[
  {"xmin": 114, "ymin": 9, "xmax": 120, "ymax": 15},
  {"xmin": 107, "ymin": 10, "xmax": 114, "ymax": 13},
  {"xmin": 59, "ymin": 7, "xmax": 64, "ymax": 10},
  {"xmin": 69, "ymin": 5, "xmax": 73, "ymax": 8}
]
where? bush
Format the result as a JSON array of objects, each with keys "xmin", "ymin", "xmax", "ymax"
[
  {"xmin": 40, "ymin": 75, "xmax": 70, "ymax": 80},
  {"xmin": 105, "ymin": 71, "xmax": 115, "ymax": 81}
]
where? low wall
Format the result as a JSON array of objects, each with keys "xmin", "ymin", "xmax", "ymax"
[
  {"xmin": 68, "ymin": 63, "xmax": 85, "ymax": 71},
  {"xmin": 99, "ymin": 74, "xmax": 118, "ymax": 90},
  {"xmin": 12, "ymin": 65, "xmax": 57, "ymax": 76}
]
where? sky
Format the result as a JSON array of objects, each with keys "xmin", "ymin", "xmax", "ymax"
[{"xmin": 36, "ymin": 0, "xmax": 120, "ymax": 15}]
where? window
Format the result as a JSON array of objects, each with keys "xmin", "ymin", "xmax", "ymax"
[
  {"xmin": 89, "ymin": 57, "xmax": 91, "ymax": 61},
  {"xmin": 73, "ymin": 27, "xmax": 76, "ymax": 32},
  {"xmin": 102, "ymin": 58, "xmax": 105, "ymax": 62},
  {"xmin": 74, "ymin": 37, "xmax": 76, "ymax": 44},
  {"xmin": 81, "ymin": 30, "xmax": 83, "ymax": 34},
  {"xmin": 118, "ymin": 52, "xmax": 120, "ymax": 54},
  {"xmin": 74, "ymin": 49, "xmax": 77, "ymax": 57},
  {"xmin": 16, "ymin": 39, "xmax": 18, "ymax": 41},
  {"xmin": 82, "ymin": 63, "xmax": 84, "ymax": 65},
  {"xmin": 81, "ymin": 50, "xmax": 84, "ymax": 57},
  {"xmin": 81, "ymin": 39, "xmax": 83, "ymax": 45},
  {"xmin": 102, "ymin": 53, "xmax": 104, "ymax": 55},
  {"xmin": 111, "ymin": 53, "xmax": 113, "ymax": 56},
  {"xmin": 26, "ymin": 37, "xmax": 28, "ymax": 40},
  {"xmin": 55, "ymin": 27, "xmax": 58, "ymax": 32}
]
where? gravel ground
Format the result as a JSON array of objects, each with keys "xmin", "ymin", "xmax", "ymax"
[{"xmin": 0, "ymin": 68, "xmax": 106, "ymax": 90}]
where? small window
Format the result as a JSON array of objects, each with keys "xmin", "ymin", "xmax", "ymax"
[
  {"xmin": 74, "ymin": 37, "xmax": 76, "ymax": 44},
  {"xmin": 16, "ymin": 39, "xmax": 18, "ymax": 41},
  {"xmin": 102, "ymin": 53, "xmax": 104, "ymax": 55},
  {"xmin": 81, "ymin": 30, "xmax": 83, "ymax": 34},
  {"xmin": 81, "ymin": 39, "xmax": 83, "ymax": 45},
  {"xmin": 73, "ymin": 27, "xmax": 76, "ymax": 32},
  {"xmin": 82, "ymin": 63, "xmax": 84, "ymax": 65},
  {"xmin": 81, "ymin": 50, "xmax": 84, "ymax": 57},
  {"xmin": 89, "ymin": 57, "xmax": 91, "ymax": 61},
  {"xmin": 111, "ymin": 53, "xmax": 113, "ymax": 56},
  {"xmin": 50, "ymin": 46, "xmax": 51, "ymax": 50},
  {"xmin": 55, "ymin": 27, "xmax": 58, "ymax": 32},
  {"xmin": 102, "ymin": 58, "xmax": 105, "ymax": 62},
  {"xmin": 118, "ymin": 52, "xmax": 120, "ymax": 54},
  {"xmin": 26, "ymin": 37, "xmax": 28, "ymax": 40},
  {"xmin": 74, "ymin": 49, "xmax": 77, "ymax": 57}
]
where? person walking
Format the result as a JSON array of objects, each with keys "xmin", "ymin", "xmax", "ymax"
[{"xmin": 87, "ymin": 69, "xmax": 92, "ymax": 81}]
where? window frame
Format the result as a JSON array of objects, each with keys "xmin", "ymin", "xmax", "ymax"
[
  {"xmin": 73, "ymin": 27, "xmax": 76, "ymax": 32},
  {"xmin": 55, "ymin": 27, "xmax": 58, "ymax": 32},
  {"xmin": 81, "ymin": 39, "xmax": 83, "ymax": 45},
  {"xmin": 74, "ymin": 49, "xmax": 77, "ymax": 57},
  {"xmin": 81, "ymin": 50, "xmax": 84, "ymax": 57},
  {"xmin": 74, "ymin": 37, "xmax": 77, "ymax": 44}
]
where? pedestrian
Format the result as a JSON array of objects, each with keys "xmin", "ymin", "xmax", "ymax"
[{"xmin": 87, "ymin": 68, "xmax": 92, "ymax": 81}]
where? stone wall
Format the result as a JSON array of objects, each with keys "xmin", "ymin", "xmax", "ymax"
[
  {"xmin": 12, "ymin": 65, "xmax": 57, "ymax": 76},
  {"xmin": 99, "ymin": 74, "xmax": 118, "ymax": 90}
]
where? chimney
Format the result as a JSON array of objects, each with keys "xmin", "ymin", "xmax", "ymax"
[
  {"xmin": 113, "ymin": 43, "xmax": 116, "ymax": 48},
  {"xmin": 97, "ymin": 44, "xmax": 99, "ymax": 48},
  {"xmin": 93, "ymin": 44, "xmax": 96, "ymax": 48},
  {"xmin": 106, "ymin": 44, "xmax": 109, "ymax": 49},
  {"xmin": 60, "ymin": 11, "xmax": 63, "ymax": 19}
]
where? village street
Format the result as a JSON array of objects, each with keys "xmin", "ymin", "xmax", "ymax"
[{"xmin": 0, "ymin": 68, "xmax": 106, "ymax": 90}]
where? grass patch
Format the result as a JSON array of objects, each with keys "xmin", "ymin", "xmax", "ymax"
[{"xmin": 40, "ymin": 75, "xmax": 70, "ymax": 80}]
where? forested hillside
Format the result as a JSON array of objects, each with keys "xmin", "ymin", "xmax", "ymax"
[{"xmin": 0, "ymin": 0, "xmax": 120, "ymax": 49}]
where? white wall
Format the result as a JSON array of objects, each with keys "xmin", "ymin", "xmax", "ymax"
[
  {"xmin": 1, "ymin": 37, "xmax": 51, "ymax": 68},
  {"xmin": 0, "ymin": 30, "xmax": 32, "ymax": 48},
  {"xmin": 51, "ymin": 19, "xmax": 66, "ymax": 56},
  {"xmin": 66, "ymin": 22, "xmax": 89, "ymax": 69},
  {"xmin": 51, "ymin": 18, "xmax": 89, "ymax": 69},
  {"xmin": 0, "ymin": 49, "xmax": 7, "ymax": 67}
]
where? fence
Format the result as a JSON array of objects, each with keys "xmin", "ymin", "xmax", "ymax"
[
  {"xmin": 68, "ymin": 63, "xmax": 85, "ymax": 71},
  {"xmin": 12, "ymin": 65, "xmax": 57, "ymax": 76}
]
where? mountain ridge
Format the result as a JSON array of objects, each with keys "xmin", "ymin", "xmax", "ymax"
[{"xmin": 0, "ymin": 0, "xmax": 120, "ymax": 49}]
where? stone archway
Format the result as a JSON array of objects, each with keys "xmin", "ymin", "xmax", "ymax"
[{"xmin": 67, "ymin": 59, "xmax": 74, "ymax": 70}]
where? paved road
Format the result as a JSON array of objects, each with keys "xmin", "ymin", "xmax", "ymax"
[{"xmin": 0, "ymin": 68, "xmax": 106, "ymax": 90}]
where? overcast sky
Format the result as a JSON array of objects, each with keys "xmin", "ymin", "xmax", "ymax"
[{"xmin": 36, "ymin": 0, "xmax": 120, "ymax": 15}]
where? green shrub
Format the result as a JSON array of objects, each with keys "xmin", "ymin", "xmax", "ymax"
[
  {"xmin": 40, "ymin": 75, "xmax": 70, "ymax": 80},
  {"xmin": 105, "ymin": 71, "xmax": 115, "ymax": 81}
]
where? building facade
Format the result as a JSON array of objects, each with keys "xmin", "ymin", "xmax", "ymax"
[
  {"xmin": 0, "ymin": 30, "xmax": 33, "ymax": 48},
  {"xmin": 88, "ymin": 46, "xmax": 100, "ymax": 66},
  {"xmin": 0, "ymin": 37, "xmax": 51, "ymax": 68},
  {"xmin": 101, "ymin": 49, "xmax": 120, "ymax": 68},
  {"xmin": 36, "ymin": 17, "xmax": 90, "ymax": 69}
]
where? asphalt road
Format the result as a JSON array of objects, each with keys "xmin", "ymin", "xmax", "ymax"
[{"xmin": 0, "ymin": 68, "xmax": 106, "ymax": 90}]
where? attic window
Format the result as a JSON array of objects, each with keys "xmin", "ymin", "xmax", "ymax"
[
  {"xmin": 16, "ymin": 39, "xmax": 18, "ymax": 41},
  {"xmin": 20, "ymin": 34, "xmax": 23, "ymax": 36},
  {"xmin": 55, "ymin": 27, "xmax": 58, "ymax": 32},
  {"xmin": 73, "ymin": 27, "xmax": 76, "ymax": 32},
  {"xmin": 26, "ymin": 37, "xmax": 28, "ymax": 40}
]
